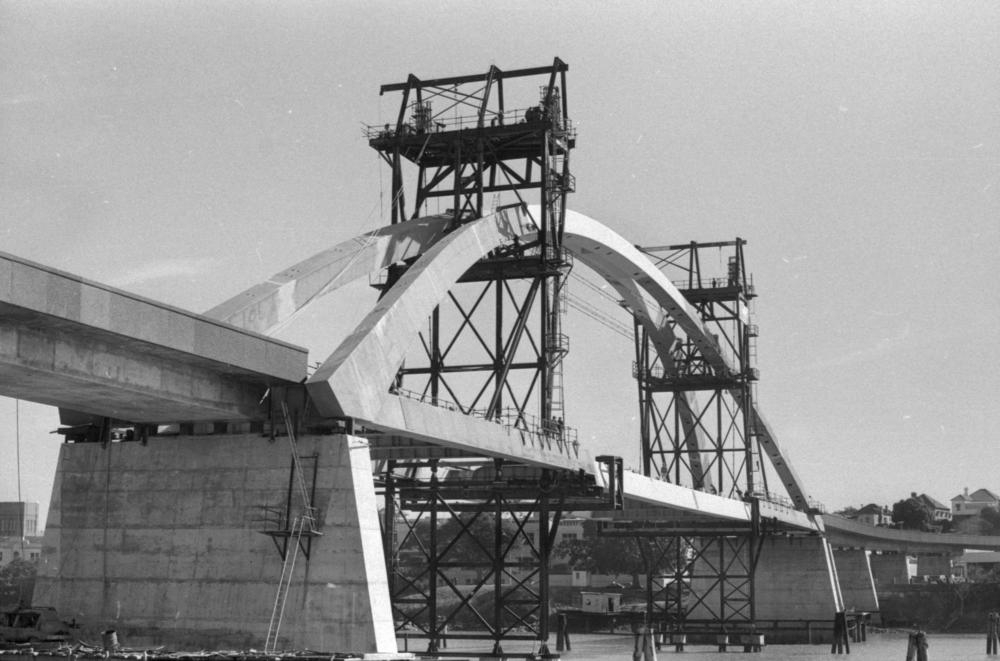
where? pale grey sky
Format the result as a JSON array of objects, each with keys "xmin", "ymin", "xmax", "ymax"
[{"xmin": 2, "ymin": 1, "xmax": 998, "ymax": 526}]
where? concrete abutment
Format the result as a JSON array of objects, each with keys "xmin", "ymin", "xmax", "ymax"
[
  {"xmin": 833, "ymin": 548, "xmax": 880, "ymax": 619},
  {"xmin": 34, "ymin": 433, "xmax": 395, "ymax": 653},
  {"xmin": 755, "ymin": 535, "xmax": 843, "ymax": 626}
]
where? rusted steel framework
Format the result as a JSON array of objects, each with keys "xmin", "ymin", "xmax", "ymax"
[
  {"xmin": 367, "ymin": 61, "xmax": 596, "ymax": 655},
  {"xmin": 629, "ymin": 240, "xmax": 766, "ymax": 631}
]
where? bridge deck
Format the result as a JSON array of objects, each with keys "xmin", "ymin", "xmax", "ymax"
[
  {"xmin": 0, "ymin": 251, "xmax": 307, "ymax": 422},
  {"xmin": 822, "ymin": 514, "xmax": 1000, "ymax": 553}
]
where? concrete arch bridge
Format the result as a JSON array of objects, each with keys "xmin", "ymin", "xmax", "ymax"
[{"xmin": 2, "ymin": 204, "xmax": 995, "ymax": 656}]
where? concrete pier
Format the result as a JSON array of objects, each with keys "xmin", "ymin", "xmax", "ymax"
[
  {"xmin": 916, "ymin": 553, "xmax": 953, "ymax": 578},
  {"xmin": 833, "ymin": 548, "xmax": 880, "ymax": 616},
  {"xmin": 870, "ymin": 550, "xmax": 912, "ymax": 586},
  {"xmin": 34, "ymin": 433, "xmax": 395, "ymax": 653},
  {"xmin": 755, "ymin": 536, "xmax": 843, "ymax": 624}
]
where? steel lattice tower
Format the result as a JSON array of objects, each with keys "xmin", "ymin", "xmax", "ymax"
[
  {"xmin": 366, "ymin": 60, "xmax": 619, "ymax": 656},
  {"xmin": 624, "ymin": 240, "xmax": 768, "ymax": 633}
]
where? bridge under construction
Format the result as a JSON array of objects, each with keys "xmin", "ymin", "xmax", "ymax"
[{"xmin": 2, "ymin": 60, "xmax": 997, "ymax": 658}]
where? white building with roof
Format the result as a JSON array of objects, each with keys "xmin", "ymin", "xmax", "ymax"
[{"xmin": 951, "ymin": 487, "xmax": 1000, "ymax": 517}]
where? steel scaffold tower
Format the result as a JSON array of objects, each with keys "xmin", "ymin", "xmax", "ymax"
[
  {"xmin": 625, "ymin": 239, "xmax": 768, "ymax": 635},
  {"xmin": 366, "ymin": 59, "xmax": 620, "ymax": 656}
]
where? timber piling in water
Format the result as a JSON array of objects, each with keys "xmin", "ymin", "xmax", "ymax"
[
  {"xmin": 555, "ymin": 613, "xmax": 570, "ymax": 651},
  {"xmin": 830, "ymin": 611, "xmax": 850, "ymax": 654},
  {"xmin": 0, "ymin": 648, "xmax": 417, "ymax": 661},
  {"xmin": 906, "ymin": 630, "xmax": 929, "ymax": 661}
]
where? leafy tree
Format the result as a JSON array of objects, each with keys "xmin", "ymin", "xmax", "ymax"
[
  {"xmin": 835, "ymin": 506, "xmax": 860, "ymax": 518},
  {"xmin": 555, "ymin": 519, "xmax": 674, "ymax": 588},
  {"xmin": 980, "ymin": 507, "xmax": 1000, "ymax": 535},
  {"xmin": 892, "ymin": 497, "xmax": 931, "ymax": 530},
  {"xmin": 0, "ymin": 557, "xmax": 36, "ymax": 609},
  {"xmin": 0, "ymin": 557, "xmax": 36, "ymax": 583},
  {"xmin": 967, "ymin": 563, "xmax": 1000, "ymax": 583},
  {"xmin": 398, "ymin": 512, "xmax": 522, "ymax": 564}
]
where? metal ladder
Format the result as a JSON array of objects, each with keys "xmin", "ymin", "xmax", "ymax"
[
  {"xmin": 264, "ymin": 402, "xmax": 318, "ymax": 652},
  {"xmin": 264, "ymin": 513, "xmax": 309, "ymax": 652}
]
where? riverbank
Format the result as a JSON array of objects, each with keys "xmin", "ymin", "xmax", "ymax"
[
  {"xmin": 878, "ymin": 582, "xmax": 1000, "ymax": 632},
  {"xmin": 415, "ymin": 632, "xmax": 997, "ymax": 659}
]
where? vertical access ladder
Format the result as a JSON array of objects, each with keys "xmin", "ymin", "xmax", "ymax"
[
  {"xmin": 264, "ymin": 514, "xmax": 311, "ymax": 652},
  {"xmin": 264, "ymin": 402, "xmax": 319, "ymax": 652}
]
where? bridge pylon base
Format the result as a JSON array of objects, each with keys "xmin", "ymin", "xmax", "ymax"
[
  {"xmin": 34, "ymin": 432, "xmax": 395, "ymax": 653},
  {"xmin": 833, "ymin": 548, "xmax": 880, "ymax": 618}
]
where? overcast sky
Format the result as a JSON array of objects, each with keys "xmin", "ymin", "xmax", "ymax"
[{"xmin": 1, "ymin": 1, "xmax": 998, "ymax": 527}]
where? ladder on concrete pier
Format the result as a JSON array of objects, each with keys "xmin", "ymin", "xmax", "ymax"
[
  {"xmin": 264, "ymin": 514, "xmax": 309, "ymax": 652},
  {"xmin": 264, "ymin": 401, "xmax": 319, "ymax": 652}
]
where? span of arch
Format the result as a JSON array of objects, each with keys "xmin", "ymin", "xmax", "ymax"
[{"xmin": 211, "ymin": 204, "xmax": 811, "ymax": 512}]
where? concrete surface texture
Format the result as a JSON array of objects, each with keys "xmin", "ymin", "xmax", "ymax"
[
  {"xmin": 754, "ymin": 536, "xmax": 843, "ymax": 620},
  {"xmin": 869, "ymin": 552, "xmax": 911, "ymax": 586},
  {"xmin": 0, "ymin": 251, "xmax": 306, "ymax": 422},
  {"xmin": 833, "ymin": 548, "xmax": 880, "ymax": 614},
  {"xmin": 307, "ymin": 205, "xmax": 732, "ymax": 420},
  {"xmin": 33, "ymin": 433, "xmax": 395, "ymax": 653},
  {"xmin": 206, "ymin": 214, "xmax": 452, "ymax": 335}
]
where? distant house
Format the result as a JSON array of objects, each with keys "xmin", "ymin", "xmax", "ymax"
[
  {"xmin": 0, "ymin": 502, "xmax": 42, "ymax": 568},
  {"xmin": 0, "ymin": 502, "xmax": 39, "ymax": 538},
  {"xmin": 912, "ymin": 492, "xmax": 952, "ymax": 523},
  {"xmin": 855, "ymin": 503, "xmax": 892, "ymax": 527},
  {"xmin": 954, "ymin": 551, "xmax": 1000, "ymax": 580},
  {"xmin": 0, "ymin": 536, "xmax": 42, "ymax": 566},
  {"xmin": 951, "ymin": 487, "xmax": 1000, "ymax": 518}
]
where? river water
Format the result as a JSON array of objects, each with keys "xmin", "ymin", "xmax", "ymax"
[{"xmin": 414, "ymin": 632, "xmax": 990, "ymax": 660}]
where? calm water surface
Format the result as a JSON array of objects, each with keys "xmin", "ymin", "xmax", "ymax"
[{"xmin": 407, "ymin": 632, "xmax": 991, "ymax": 660}]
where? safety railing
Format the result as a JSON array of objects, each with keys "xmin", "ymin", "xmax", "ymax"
[
  {"xmin": 390, "ymin": 386, "xmax": 579, "ymax": 456},
  {"xmin": 365, "ymin": 109, "xmax": 576, "ymax": 141},
  {"xmin": 669, "ymin": 273, "xmax": 756, "ymax": 293},
  {"xmin": 748, "ymin": 490, "xmax": 825, "ymax": 514}
]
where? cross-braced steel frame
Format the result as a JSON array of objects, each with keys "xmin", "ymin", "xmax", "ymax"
[
  {"xmin": 633, "ymin": 240, "xmax": 761, "ymax": 498},
  {"xmin": 368, "ymin": 57, "xmax": 574, "ymax": 434},
  {"xmin": 598, "ymin": 501, "xmax": 769, "ymax": 633},
  {"xmin": 629, "ymin": 240, "xmax": 769, "ymax": 633},
  {"xmin": 378, "ymin": 457, "xmax": 622, "ymax": 655},
  {"xmin": 367, "ymin": 60, "xmax": 599, "ymax": 655}
]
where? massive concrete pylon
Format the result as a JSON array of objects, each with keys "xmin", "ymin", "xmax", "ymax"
[{"xmin": 35, "ymin": 433, "xmax": 395, "ymax": 652}]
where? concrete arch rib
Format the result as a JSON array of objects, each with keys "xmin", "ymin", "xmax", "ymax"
[
  {"xmin": 302, "ymin": 205, "xmax": 811, "ymax": 508},
  {"xmin": 621, "ymin": 279, "xmax": 712, "ymax": 491},
  {"xmin": 305, "ymin": 204, "xmax": 734, "ymax": 423},
  {"xmin": 205, "ymin": 214, "xmax": 452, "ymax": 334},
  {"xmin": 305, "ymin": 206, "xmax": 731, "ymax": 419},
  {"xmin": 552, "ymin": 207, "xmax": 737, "ymax": 379},
  {"xmin": 306, "ymin": 206, "xmax": 539, "ymax": 421},
  {"xmin": 626, "ymin": 278, "xmax": 810, "ymax": 510}
]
